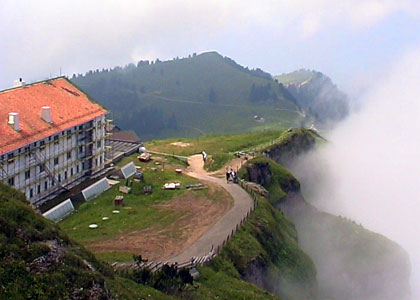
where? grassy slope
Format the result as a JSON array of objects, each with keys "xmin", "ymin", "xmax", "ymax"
[
  {"xmin": 72, "ymin": 52, "xmax": 303, "ymax": 140},
  {"xmin": 0, "ymin": 182, "xmax": 175, "ymax": 300}
]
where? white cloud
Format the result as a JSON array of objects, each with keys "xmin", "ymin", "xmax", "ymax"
[{"xmin": 295, "ymin": 47, "xmax": 420, "ymax": 298}]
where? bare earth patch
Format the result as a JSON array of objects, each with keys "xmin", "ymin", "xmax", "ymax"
[
  {"xmin": 88, "ymin": 182, "xmax": 232, "ymax": 261},
  {"xmin": 170, "ymin": 142, "xmax": 191, "ymax": 147}
]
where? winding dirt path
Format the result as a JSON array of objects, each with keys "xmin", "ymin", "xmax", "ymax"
[{"xmin": 166, "ymin": 154, "xmax": 254, "ymax": 264}]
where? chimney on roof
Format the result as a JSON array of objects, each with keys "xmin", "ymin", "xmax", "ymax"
[
  {"xmin": 13, "ymin": 78, "xmax": 26, "ymax": 88},
  {"xmin": 41, "ymin": 106, "xmax": 53, "ymax": 124},
  {"xmin": 8, "ymin": 112, "xmax": 20, "ymax": 131}
]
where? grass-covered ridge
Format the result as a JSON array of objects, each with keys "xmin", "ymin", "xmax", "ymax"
[{"xmin": 146, "ymin": 129, "xmax": 315, "ymax": 171}]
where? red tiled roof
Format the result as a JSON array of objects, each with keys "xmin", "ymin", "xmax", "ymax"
[{"xmin": 0, "ymin": 77, "xmax": 107, "ymax": 154}]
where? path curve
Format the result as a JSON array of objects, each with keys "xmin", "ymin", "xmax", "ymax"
[{"xmin": 166, "ymin": 154, "xmax": 254, "ymax": 264}]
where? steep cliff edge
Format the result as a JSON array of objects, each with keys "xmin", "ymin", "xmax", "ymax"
[
  {"xmin": 262, "ymin": 128, "xmax": 322, "ymax": 168},
  {"xmin": 206, "ymin": 195, "xmax": 319, "ymax": 300},
  {"xmin": 240, "ymin": 156, "xmax": 411, "ymax": 300}
]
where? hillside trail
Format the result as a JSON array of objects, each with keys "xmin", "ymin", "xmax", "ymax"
[{"xmin": 166, "ymin": 154, "xmax": 254, "ymax": 264}]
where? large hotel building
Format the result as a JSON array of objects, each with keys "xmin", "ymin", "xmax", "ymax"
[{"xmin": 0, "ymin": 77, "xmax": 108, "ymax": 205}]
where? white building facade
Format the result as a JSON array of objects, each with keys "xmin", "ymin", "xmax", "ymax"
[{"xmin": 0, "ymin": 77, "xmax": 108, "ymax": 205}]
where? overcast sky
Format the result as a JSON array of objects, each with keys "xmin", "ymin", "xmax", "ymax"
[{"xmin": 1, "ymin": 0, "xmax": 419, "ymax": 92}]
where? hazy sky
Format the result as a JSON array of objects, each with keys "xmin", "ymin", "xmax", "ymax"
[{"xmin": 1, "ymin": 0, "xmax": 419, "ymax": 92}]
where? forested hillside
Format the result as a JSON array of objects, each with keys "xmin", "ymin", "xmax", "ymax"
[{"xmin": 72, "ymin": 52, "xmax": 304, "ymax": 140}]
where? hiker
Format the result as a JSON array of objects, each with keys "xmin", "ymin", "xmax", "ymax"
[
  {"xmin": 226, "ymin": 170, "xmax": 230, "ymax": 183},
  {"xmin": 202, "ymin": 151, "xmax": 207, "ymax": 163},
  {"xmin": 233, "ymin": 171, "xmax": 238, "ymax": 184}
]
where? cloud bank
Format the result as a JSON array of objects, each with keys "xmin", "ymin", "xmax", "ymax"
[{"xmin": 294, "ymin": 48, "xmax": 420, "ymax": 298}]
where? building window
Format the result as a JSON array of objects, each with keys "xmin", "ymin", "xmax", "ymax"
[
  {"xmin": 54, "ymin": 157, "xmax": 59, "ymax": 165},
  {"xmin": 79, "ymin": 125, "xmax": 83, "ymax": 130},
  {"xmin": 44, "ymin": 181, "xmax": 48, "ymax": 191},
  {"xmin": 52, "ymin": 180, "xmax": 55, "ymax": 186},
  {"xmin": 8, "ymin": 177, "xmax": 14, "ymax": 186},
  {"xmin": 58, "ymin": 174, "xmax": 61, "ymax": 182},
  {"xmin": 79, "ymin": 146, "xmax": 83, "ymax": 153},
  {"xmin": 37, "ymin": 185, "xmax": 40, "ymax": 194},
  {"xmin": 54, "ymin": 135, "xmax": 59, "ymax": 144},
  {"xmin": 100, "ymin": 156, "xmax": 103, "ymax": 165},
  {"xmin": 39, "ymin": 164, "xmax": 45, "ymax": 173},
  {"xmin": 29, "ymin": 189, "xmax": 33, "ymax": 198},
  {"xmin": 71, "ymin": 168, "xmax": 74, "ymax": 177},
  {"xmin": 67, "ymin": 151, "xmax": 72, "ymax": 159},
  {"xmin": 76, "ymin": 165, "xmax": 80, "ymax": 173},
  {"xmin": 97, "ymin": 140, "xmax": 101, "ymax": 148},
  {"xmin": 40, "ymin": 140, "xmax": 46, "ymax": 149},
  {"xmin": 7, "ymin": 153, "xmax": 14, "ymax": 164},
  {"xmin": 25, "ymin": 170, "xmax": 30, "ymax": 180},
  {"xmin": 64, "ymin": 171, "xmax": 67, "ymax": 180}
]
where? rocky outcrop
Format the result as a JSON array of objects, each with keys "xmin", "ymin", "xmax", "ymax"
[
  {"xmin": 262, "ymin": 129, "xmax": 316, "ymax": 168},
  {"xmin": 246, "ymin": 161, "xmax": 272, "ymax": 186}
]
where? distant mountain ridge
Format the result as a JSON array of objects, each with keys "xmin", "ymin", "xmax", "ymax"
[
  {"xmin": 275, "ymin": 69, "xmax": 349, "ymax": 125},
  {"xmin": 72, "ymin": 52, "xmax": 304, "ymax": 140}
]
